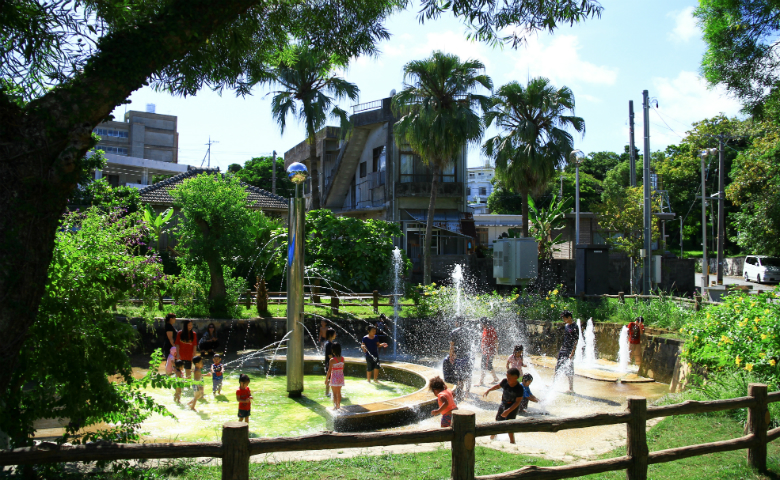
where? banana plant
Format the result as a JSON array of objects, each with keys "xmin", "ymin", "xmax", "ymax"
[
  {"xmin": 528, "ymin": 193, "xmax": 573, "ymax": 261},
  {"xmin": 143, "ymin": 206, "xmax": 174, "ymax": 253}
]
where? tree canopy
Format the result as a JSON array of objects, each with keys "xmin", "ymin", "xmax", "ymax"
[{"xmin": 234, "ymin": 156, "xmax": 296, "ymax": 198}]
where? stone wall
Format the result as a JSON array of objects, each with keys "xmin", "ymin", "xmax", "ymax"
[
  {"xmin": 521, "ymin": 319, "xmax": 684, "ymax": 384},
  {"xmin": 660, "ymin": 258, "xmax": 696, "ymax": 295},
  {"xmin": 696, "ymin": 256, "xmax": 745, "ymax": 276}
]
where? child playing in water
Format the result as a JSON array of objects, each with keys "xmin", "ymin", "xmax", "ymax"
[
  {"xmin": 187, "ymin": 355, "xmax": 210, "ymax": 412},
  {"xmin": 361, "ymin": 326, "xmax": 388, "ymax": 382},
  {"xmin": 506, "ymin": 345, "xmax": 528, "ymax": 376},
  {"xmin": 323, "ymin": 329, "xmax": 336, "ymax": 397},
  {"xmin": 236, "ymin": 374, "xmax": 253, "ymax": 422},
  {"xmin": 173, "ymin": 359, "xmax": 184, "ymax": 404},
  {"xmin": 319, "ymin": 320, "xmax": 329, "ymax": 348},
  {"xmin": 165, "ymin": 345, "xmax": 178, "ymax": 375},
  {"xmin": 479, "ymin": 318, "xmax": 499, "ymax": 386},
  {"xmin": 325, "ymin": 343, "xmax": 345, "ymax": 410},
  {"xmin": 211, "ymin": 353, "xmax": 224, "ymax": 396},
  {"xmin": 429, "ymin": 376, "xmax": 458, "ymax": 427},
  {"xmin": 483, "ymin": 368, "xmax": 537, "ymax": 444}
]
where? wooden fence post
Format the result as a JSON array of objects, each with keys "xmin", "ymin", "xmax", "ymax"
[
  {"xmin": 331, "ymin": 296, "xmax": 340, "ymax": 315},
  {"xmin": 222, "ymin": 422, "xmax": 249, "ymax": 480},
  {"xmin": 312, "ymin": 279, "xmax": 321, "ymax": 305},
  {"xmin": 245, "ymin": 290, "xmax": 251, "ymax": 310},
  {"xmin": 694, "ymin": 294, "xmax": 701, "ymax": 312},
  {"xmin": 451, "ymin": 410, "xmax": 475, "ymax": 480},
  {"xmin": 626, "ymin": 396, "xmax": 648, "ymax": 480},
  {"xmin": 373, "ymin": 290, "xmax": 380, "ymax": 314},
  {"xmin": 618, "ymin": 292, "xmax": 625, "ymax": 304},
  {"xmin": 748, "ymin": 383, "xmax": 769, "ymax": 472}
]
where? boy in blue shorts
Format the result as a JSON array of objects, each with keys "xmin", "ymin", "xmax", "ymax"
[
  {"xmin": 211, "ymin": 353, "xmax": 224, "ymax": 395},
  {"xmin": 361, "ymin": 326, "xmax": 388, "ymax": 382},
  {"xmin": 483, "ymin": 369, "xmax": 538, "ymax": 443}
]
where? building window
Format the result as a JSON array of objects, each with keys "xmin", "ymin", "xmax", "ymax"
[
  {"xmin": 479, "ymin": 187, "xmax": 487, "ymax": 196},
  {"xmin": 359, "ymin": 161, "xmax": 367, "ymax": 178},
  {"xmin": 400, "ymin": 146, "xmax": 456, "ymax": 183},
  {"xmin": 96, "ymin": 146, "xmax": 128, "ymax": 155},
  {"xmin": 373, "ymin": 146, "xmax": 385, "ymax": 173},
  {"xmin": 95, "ymin": 128, "xmax": 129, "ymax": 138},
  {"xmin": 107, "ymin": 175, "xmax": 120, "ymax": 188},
  {"xmin": 469, "ymin": 173, "xmax": 475, "ymax": 179},
  {"xmin": 476, "ymin": 228, "xmax": 489, "ymax": 245},
  {"xmin": 478, "ymin": 172, "xmax": 484, "ymax": 176}
]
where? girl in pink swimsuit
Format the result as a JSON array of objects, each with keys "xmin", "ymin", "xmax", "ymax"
[{"xmin": 326, "ymin": 343, "xmax": 345, "ymax": 410}]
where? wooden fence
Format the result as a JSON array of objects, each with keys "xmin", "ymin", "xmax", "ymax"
[{"xmin": 2, "ymin": 384, "xmax": 778, "ymax": 480}]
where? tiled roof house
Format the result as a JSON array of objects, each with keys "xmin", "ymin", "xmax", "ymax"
[{"xmin": 139, "ymin": 167, "xmax": 289, "ymax": 213}]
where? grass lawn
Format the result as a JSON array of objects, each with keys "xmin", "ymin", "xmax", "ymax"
[{"xmin": 126, "ymin": 415, "xmax": 779, "ymax": 480}]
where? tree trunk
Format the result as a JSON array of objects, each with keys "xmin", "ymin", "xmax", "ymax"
[
  {"xmin": 521, "ymin": 187, "xmax": 530, "ymax": 237},
  {"xmin": 307, "ymin": 119, "xmax": 321, "ymax": 210},
  {"xmin": 195, "ymin": 219, "xmax": 227, "ymax": 315},
  {"xmin": 423, "ymin": 165, "xmax": 440, "ymax": 285},
  {"xmin": 0, "ymin": 0, "xmax": 263, "ymax": 397}
]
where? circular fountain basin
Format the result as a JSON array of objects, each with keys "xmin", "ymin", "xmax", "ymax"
[
  {"xmin": 527, "ymin": 355, "xmax": 654, "ymax": 383},
  {"xmin": 266, "ymin": 356, "xmax": 447, "ymax": 432}
]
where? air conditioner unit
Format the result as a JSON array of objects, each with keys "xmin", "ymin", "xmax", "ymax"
[{"xmin": 493, "ymin": 237, "xmax": 539, "ymax": 285}]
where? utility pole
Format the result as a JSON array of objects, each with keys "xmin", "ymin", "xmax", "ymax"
[
  {"xmin": 272, "ymin": 150, "xmax": 277, "ymax": 195},
  {"xmin": 700, "ymin": 150, "xmax": 708, "ymax": 293},
  {"xmin": 629, "ymin": 100, "xmax": 637, "ymax": 187},
  {"xmin": 203, "ymin": 136, "xmax": 219, "ymax": 168},
  {"xmin": 716, "ymin": 138, "xmax": 725, "ymax": 285},
  {"xmin": 642, "ymin": 91, "xmax": 652, "ymax": 294},
  {"xmin": 680, "ymin": 216, "xmax": 684, "ymax": 258}
]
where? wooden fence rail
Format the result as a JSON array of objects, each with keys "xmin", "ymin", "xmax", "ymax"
[{"xmin": 1, "ymin": 384, "xmax": 777, "ymax": 480}]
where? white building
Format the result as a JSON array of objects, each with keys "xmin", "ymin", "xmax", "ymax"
[{"xmin": 467, "ymin": 165, "xmax": 494, "ymax": 209}]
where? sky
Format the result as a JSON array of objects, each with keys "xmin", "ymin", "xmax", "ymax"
[{"xmin": 111, "ymin": 0, "xmax": 744, "ymax": 171}]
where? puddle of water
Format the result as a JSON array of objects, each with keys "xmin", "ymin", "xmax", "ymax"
[{"xmin": 139, "ymin": 372, "xmax": 417, "ymax": 442}]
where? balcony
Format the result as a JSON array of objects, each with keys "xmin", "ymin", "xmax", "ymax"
[{"xmin": 395, "ymin": 181, "xmax": 464, "ymax": 198}]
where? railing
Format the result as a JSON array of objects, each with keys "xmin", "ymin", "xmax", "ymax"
[
  {"xmin": 352, "ymin": 99, "xmax": 383, "ymax": 114},
  {"xmin": 2, "ymin": 385, "xmax": 778, "ymax": 480},
  {"xmin": 400, "ymin": 173, "xmax": 457, "ymax": 183}
]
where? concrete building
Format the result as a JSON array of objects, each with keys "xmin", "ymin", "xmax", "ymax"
[
  {"xmin": 93, "ymin": 106, "xmax": 185, "ymax": 188},
  {"xmin": 467, "ymin": 165, "xmax": 494, "ymax": 206},
  {"xmin": 283, "ymin": 96, "xmax": 473, "ymax": 277}
]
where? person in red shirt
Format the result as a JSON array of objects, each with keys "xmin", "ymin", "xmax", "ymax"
[
  {"xmin": 175, "ymin": 320, "xmax": 198, "ymax": 378},
  {"xmin": 479, "ymin": 318, "xmax": 500, "ymax": 386},
  {"xmin": 236, "ymin": 374, "xmax": 253, "ymax": 423},
  {"xmin": 627, "ymin": 316, "xmax": 645, "ymax": 366},
  {"xmin": 429, "ymin": 376, "xmax": 458, "ymax": 427}
]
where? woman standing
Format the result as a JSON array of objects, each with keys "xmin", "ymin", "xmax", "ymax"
[
  {"xmin": 162, "ymin": 313, "xmax": 177, "ymax": 361},
  {"xmin": 176, "ymin": 320, "xmax": 198, "ymax": 378},
  {"xmin": 199, "ymin": 323, "xmax": 220, "ymax": 356}
]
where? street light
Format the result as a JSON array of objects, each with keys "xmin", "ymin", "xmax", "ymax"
[
  {"xmin": 569, "ymin": 150, "xmax": 586, "ymax": 250},
  {"xmin": 699, "ymin": 148, "xmax": 717, "ymax": 295}
]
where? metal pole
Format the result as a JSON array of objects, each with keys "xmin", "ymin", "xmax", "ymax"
[
  {"xmin": 680, "ymin": 216, "xmax": 684, "ymax": 258},
  {"xmin": 642, "ymin": 90, "xmax": 652, "ymax": 295},
  {"xmin": 700, "ymin": 151, "xmax": 708, "ymax": 294},
  {"xmin": 716, "ymin": 138, "xmax": 725, "ymax": 285},
  {"xmin": 287, "ymin": 183, "xmax": 305, "ymax": 397},
  {"xmin": 272, "ymin": 150, "xmax": 277, "ymax": 195},
  {"xmin": 575, "ymin": 163, "xmax": 580, "ymax": 251},
  {"xmin": 629, "ymin": 100, "xmax": 637, "ymax": 187}
]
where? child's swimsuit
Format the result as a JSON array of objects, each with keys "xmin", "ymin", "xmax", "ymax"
[{"xmin": 329, "ymin": 357, "xmax": 345, "ymax": 386}]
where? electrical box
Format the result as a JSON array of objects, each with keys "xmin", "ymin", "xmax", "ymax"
[
  {"xmin": 575, "ymin": 245, "xmax": 611, "ymax": 295},
  {"xmin": 493, "ymin": 238, "xmax": 539, "ymax": 285}
]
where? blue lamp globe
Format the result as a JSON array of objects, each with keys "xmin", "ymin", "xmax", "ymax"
[{"xmin": 287, "ymin": 162, "xmax": 309, "ymax": 185}]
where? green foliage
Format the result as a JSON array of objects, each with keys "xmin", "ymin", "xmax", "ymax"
[
  {"xmin": 726, "ymin": 125, "xmax": 780, "ymax": 255},
  {"xmin": 696, "ymin": 0, "xmax": 780, "ymax": 116},
  {"xmin": 484, "ymin": 78, "xmax": 585, "ymax": 236},
  {"xmin": 556, "ymin": 169, "xmax": 602, "ymax": 213},
  {"xmin": 143, "ymin": 206, "xmax": 173, "ymax": 253},
  {"xmin": 681, "ymin": 289, "xmax": 780, "ymax": 382},
  {"xmin": 273, "ymin": 210, "xmax": 409, "ymax": 292},
  {"xmin": 486, "ymin": 181, "xmax": 524, "ymax": 214},
  {"xmin": 528, "ymin": 193, "xmax": 572, "ymax": 261},
  {"xmin": 234, "ymin": 156, "xmax": 295, "ymax": 198},
  {"xmin": 170, "ymin": 173, "xmax": 278, "ymax": 316},
  {"xmin": 579, "ymin": 151, "xmax": 623, "ymax": 182},
  {"xmin": 68, "ymin": 178, "xmax": 142, "ymax": 213},
  {"xmin": 0, "ymin": 208, "xmax": 169, "ymax": 447},
  {"xmin": 409, "ymin": 283, "xmax": 518, "ymax": 319},
  {"xmin": 595, "ymin": 186, "xmax": 661, "ymax": 259}
]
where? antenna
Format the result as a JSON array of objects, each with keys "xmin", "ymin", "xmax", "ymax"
[{"xmin": 201, "ymin": 136, "xmax": 219, "ymax": 168}]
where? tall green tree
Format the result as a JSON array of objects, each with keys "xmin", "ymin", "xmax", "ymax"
[
  {"xmin": 392, "ymin": 51, "xmax": 492, "ymax": 284},
  {"xmin": 263, "ymin": 45, "xmax": 359, "ymax": 210},
  {"xmin": 0, "ymin": 0, "xmax": 601, "ymax": 399},
  {"xmin": 235, "ymin": 156, "xmax": 296, "ymax": 198},
  {"xmin": 170, "ymin": 173, "xmax": 269, "ymax": 316},
  {"xmin": 484, "ymin": 78, "xmax": 585, "ymax": 236},
  {"xmin": 696, "ymin": 0, "xmax": 780, "ymax": 116}
]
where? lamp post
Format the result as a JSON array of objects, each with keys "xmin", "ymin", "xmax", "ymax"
[
  {"xmin": 286, "ymin": 161, "xmax": 308, "ymax": 398},
  {"xmin": 570, "ymin": 150, "xmax": 586, "ymax": 295}
]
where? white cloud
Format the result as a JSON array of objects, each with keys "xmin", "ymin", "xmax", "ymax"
[
  {"xmin": 505, "ymin": 35, "xmax": 618, "ymax": 87},
  {"xmin": 649, "ymin": 71, "xmax": 742, "ymax": 144},
  {"xmin": 668, "ymin": 7, "xmax": 699, "ymax": 43}
]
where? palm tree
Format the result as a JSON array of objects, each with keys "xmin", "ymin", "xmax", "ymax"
[
  {"xmin": 392, "ymin": 51, "xmax": 492, "ymax": 284},
  {"xmin": 483, "ymin": 78, "xmax": 585, "ymax": 237},
  {"xmin": 264, "ymin": 46, "xmax": 359, "ymax": 209}
]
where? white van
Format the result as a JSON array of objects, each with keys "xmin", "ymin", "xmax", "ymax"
[{"xmin": 743, "ymin": 256, "xmax": 780, "ymax": 284}]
